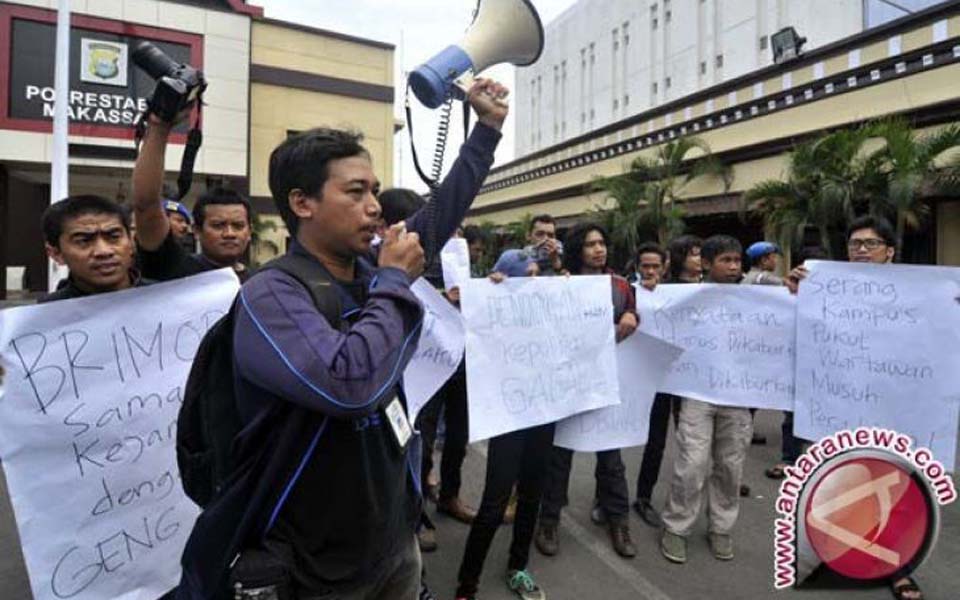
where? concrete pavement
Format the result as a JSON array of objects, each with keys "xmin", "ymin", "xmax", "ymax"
[{"xmin": 0, "ymin": 410, "xmax": 957, "ymax": 599}]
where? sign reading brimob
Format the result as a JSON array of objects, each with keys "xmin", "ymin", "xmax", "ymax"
[
  {"xmin": 0, "ymin": 270, "xmax": 239, "ymax": 600},
  {"xmin": 460, "ymin": 275, "xmax": 620, "ymax": 442},
  {"xmin": 403, "ymin": 278, "xmax": 465, "ymax": 425},
  {"xmin": 554, "ymin": 331, "xmax": 683, "ymax": 452},
  {"xmin": 636, "ymin": 284, "xmax": 796, "ymax": 410},
  {"xmin": 794, "ymin": 261, "xmax": 960, "ymax": 469}
]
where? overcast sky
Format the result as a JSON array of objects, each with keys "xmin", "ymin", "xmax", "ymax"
[{"xmin": 255, "ymin": 0, "xmax": 578, "ymax": 191}]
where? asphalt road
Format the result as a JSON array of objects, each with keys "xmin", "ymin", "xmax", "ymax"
[{"xmin": 1, "ymin": 410, "xmax": 957, "ymax": 599}]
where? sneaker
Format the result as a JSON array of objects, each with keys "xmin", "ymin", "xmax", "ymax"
[
  {"xmin": 417, "ymin": 527, "xmax": 437, "ymax": 553},
  {"xmin": 660, "ymin": 530, "xmax": 687, "ymax": 564},
  {"xmin": 506, "ymin": 569, "xmax": 546, "ymax": 600},
  {"xmin": 632, "ymin": 499, "xmax": 663, "ymax": 528},
  {"xmin": 708, "ymin": 533, "xmax": 734, "ymax": 560},
  {"xmin": 437, "ymin": 496, "xmax": 477, "ymax": 524},
  {"xmin": 608, "ymin": 522, "xmax": 637, "ymax": 558},
  {"xmin": 534, "ymin": 523, "xmax": 559, "ymax": 556},
  {"xmin": 419, "ymin": 580, "xmax": 436, "ymax": 600}
]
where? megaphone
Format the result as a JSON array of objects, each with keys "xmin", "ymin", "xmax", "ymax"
[{"xmin": 409, "ymin": 0, "xmax": 544, "ymax": 108}]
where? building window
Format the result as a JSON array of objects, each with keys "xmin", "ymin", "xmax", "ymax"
[
  {"xmin": 651, "ymin": 4, "xmax": 658, "ymax": 30},
  {"xmin": 612, "ymin": 28, "xmax": 619, "ymax": 51},
  {"xmin": 665, "ymin": 0, "xmax": 672, "ymax": 22},
  {"xmin": 624, "ymin": 94, "xmax": 630, "ymax": 106},
  {"xmin": 665, "ymin": 76, "xmax": 672, "ymax": 89},
  {"xmin": 700, "ymin": 61, "xmax": 707, "ymax": 74},
  {"xmin": 760, "ymin": 35, "xmax": 768, "ymax": 50},
  {"xmin": 652, "ymin": 81, "xmax": 658, "ymax": 94},
  {"xmin": 623, "ymin": 21, "xmax": 630, "ymax": 45},
  {"xmin": 716, "ymin": 54, "xmax": 724, "ymax": 68},
  {"xmin": 613, "ymin": 98, "xmax": 619, "ymax": 110},
  {"xmin": 590, "ymin": 42, "xmax": 595, "ymax": 63}
]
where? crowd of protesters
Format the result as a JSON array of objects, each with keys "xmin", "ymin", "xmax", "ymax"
[{"xmin": 23, "ymin": 68, "xmax": 928, "ymax": 600}]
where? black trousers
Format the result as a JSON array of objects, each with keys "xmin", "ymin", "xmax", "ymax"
[
  {"xmin": 417, "ymin": 361, "xmax": 469, "ymax": 501},
  {"xmin": 539, "ymin": 446, "xmax": 629, "ymax": 525},
  {"xmin": 456, "ymin": 423, "xmax": 555, "ymax": 596},
  {"xmin": 635, "ymin": 393, "xmax": 679, "ymax": 501}
]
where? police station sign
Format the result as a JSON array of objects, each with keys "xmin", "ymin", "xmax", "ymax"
[{"xmin": 2, "ymin": 9, "xmax": 198, "ymax": 136}]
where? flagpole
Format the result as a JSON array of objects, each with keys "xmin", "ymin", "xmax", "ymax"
[{"xmin": 49, "ymin": 0, "xmax": 70, "ymax": 292}]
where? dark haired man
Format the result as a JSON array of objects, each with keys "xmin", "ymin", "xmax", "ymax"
[
  {"xmin": 785, "ymin": 216, "xmax": 921, "ymax": 600},
  {"xmin": 493, "ymin": 214, "xmax": 563, "ymax": 277},
  {"xmin": 631, "ymin": 241, "xmax": 668, "ymax": 290},
  {"xmin": 175, "ymin": 78, "xmax": 507, "ymax": 600},
  {"xmin": 40, "ymin": 195, "xmax": 143, "ymax": 303},
  {"xmin": 164, "ymin": 198, "xmax": 197, "ymax": 253},
  {"xmin": 133, "ymin": 113, "xmax": 253, "ymax": 282},
  {"xmin": 660, "ymin": 235, "xmax": 753, "ymax": 565},
  {"xmin": 626, "ymin": 241, "xmax": 677, "ymax": 527},
  {"xmin": 534, "ymin": 223, "xmax": 638, "ymax": 560}
]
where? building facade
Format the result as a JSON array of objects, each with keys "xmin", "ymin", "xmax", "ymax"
[
  {"xmin": 0, "ymin": 0, "xmax": 395, "ymax": 297},
  {"xmin": 471, "ymin": 1, "xmax": 960, "ymax": 266},
  {"xmin": 515, "ymin": 0, "xmax": 865, "ymax": 157}
]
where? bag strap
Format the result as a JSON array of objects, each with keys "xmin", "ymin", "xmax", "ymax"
[{"xmin": 262, "ymin": 253, "xmax": 343, "ymax": 332}]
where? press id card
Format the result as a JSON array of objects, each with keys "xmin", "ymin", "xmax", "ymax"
[{"xmin": 384, "ymin": 397, "xmax": 413, "ymax": 450}]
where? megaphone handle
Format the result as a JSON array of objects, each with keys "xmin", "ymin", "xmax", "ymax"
[
  {"xmin": 452, "ymin": 73, "xmax": 475, "ymax": 101},
  {"xmin": 454, "ymin": 72, "xmax": 510, "ymax": 107}
]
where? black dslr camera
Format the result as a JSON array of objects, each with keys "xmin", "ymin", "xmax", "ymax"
[{"xmin": 132, "ymin": 42, "xmax": 207, "ymax": 123}]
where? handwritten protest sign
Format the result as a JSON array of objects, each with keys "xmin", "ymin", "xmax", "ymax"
[
  {"xmin": 460, "ymin": 275, "xmax": 620, "ymax": 442},
  {"xmin": 554, "ymin": 331, "xmax": 683, "ymax": 452},
  {"xmin": 635, "ymin": 284, "xmax": 796, "ymax": 410},
  {"xmin": 0, "ymin": 269, "xmax": 239, "ymax": 600},
  {"xmin": 794, "ymin": 261, "xmax": 960, "ymax": 468},
  {"xmin": 403, "ymin": 278, "xmax": 465, "ymax": 425},
  {"xmin": 441, "ymin": 238, "xmax": 471, "ymax": 291}
]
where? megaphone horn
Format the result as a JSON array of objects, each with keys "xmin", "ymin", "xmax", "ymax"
[{"xmin": 409, "ymin": 0, "xmax": 545, "ymax": 108}]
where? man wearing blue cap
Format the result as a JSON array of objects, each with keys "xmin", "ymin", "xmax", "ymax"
[
  {"xmin": 164, "ymin": 199, "xmax": 196, "ymax": 253},
  {"xmin": 742, "ymin": 241, "xmax": 783, "ymax": 286}
]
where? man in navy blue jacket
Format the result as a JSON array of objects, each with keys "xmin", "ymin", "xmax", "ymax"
[{"xmin": 176, "ymin": 78, "xmax": 508, "ymax": 600}]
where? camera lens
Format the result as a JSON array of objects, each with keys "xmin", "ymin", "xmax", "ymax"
[{"xmin": 132, "ymin": 42, "xmax": 181, "ymax": 79}]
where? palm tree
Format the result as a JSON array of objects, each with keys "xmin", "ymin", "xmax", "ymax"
[
  {"xmin": 861, "ymin": 118, "xmax": 960, "ymax": 254},
  {"xmin": 746, "ymin": 127, "xmax": 871, "ymax": 258},
  {"xmin": 594, "ymin": 136, "xmax": 730, "ymax": 253},
  {"xmin": 250, "ymin": 214, "xmax": 280, "ymax": 267},
  {"xmin": 504, "ymin": 213, "xmax": 534, "ymax": 247}
]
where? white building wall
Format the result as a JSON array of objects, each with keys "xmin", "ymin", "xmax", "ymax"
[{"xmin": 516, "ymin": 0, "xmax": 865, "ymax": 156}]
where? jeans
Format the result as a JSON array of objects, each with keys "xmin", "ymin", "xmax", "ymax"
[
  {"xmin": 780, "ymin": 411, "xmax": 804, "ymax": 464},
  {"xmin": 456, "ymin": 423, "xmax": 555, "ymax": 596},
  {"xmin": 300, "ymin": 535, "xmax": 421, "ymax": 599},
  {"xmin": 539, "ymin": 446, "xmax": 629, "ymax": 525},
  {"xmin": 635, "ymin": 393, "xmax": 678, "ymax": 501},
  {"xmin": 418, "ymin": 361, "xmax": 469, "ymax": 501}
]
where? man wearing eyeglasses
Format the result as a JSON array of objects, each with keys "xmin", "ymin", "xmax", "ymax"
[
  {"xmin": 785, "ymin": 215, "xmax": 895, "ymax": 293},
  {"xmin": 785, "ymin": 214, "xmax": 922, "ymax": 600}
]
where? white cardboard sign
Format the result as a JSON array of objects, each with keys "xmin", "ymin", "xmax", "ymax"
[
  {"xmin": 636, "ymin": 284, "xmax": 797, "ymax": 410},
  {"xmin": 0, "ymin": 269, "xmax": 239, "ymax": 600},
  {"xmin": 460, "ymin": 276, "xmax": 620, "ymax": 442},
  {"xmin": 794, "ymin": 261, "xmax": 960, "ymax": 468},
  {"xmin": 554, "ymin": 331, "xmax": 683, "ymax": 452},
  {"xmin": 403, "ymin": 278, "xmax": 465, "ymax": 425}
]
